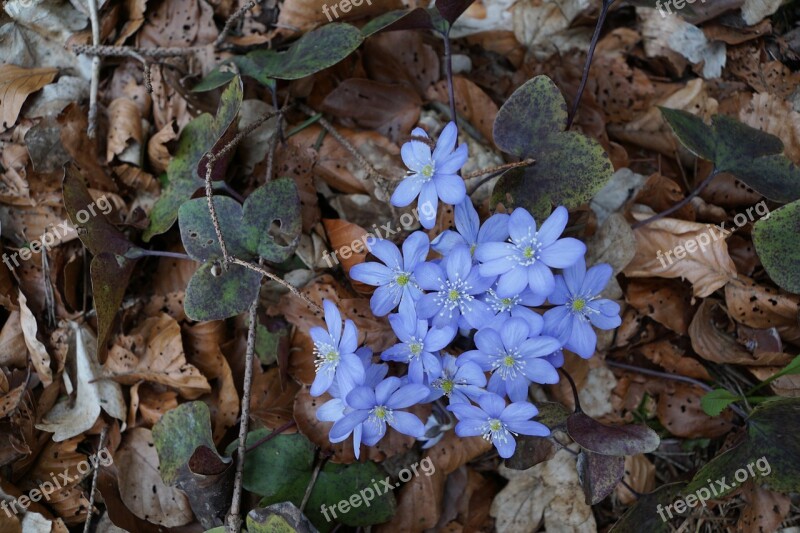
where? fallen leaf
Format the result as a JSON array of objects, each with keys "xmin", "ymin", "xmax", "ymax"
[{"xmin": 0, "ymin": 64, "xmax": 57, "ymax": 132}]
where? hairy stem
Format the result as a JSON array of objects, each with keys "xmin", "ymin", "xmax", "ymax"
[{"xmin": 443, "ymin": 31, "xmax": 457, "ymax": 127}]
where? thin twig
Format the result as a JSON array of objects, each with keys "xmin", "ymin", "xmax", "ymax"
[
  {"xmin": 231, "ymin": 258, "xmax": 322, "ymax": 314},
  {"xmin": 226, "ymin": 295, "xmax": 260, "ymax": 533},
  {"xmin": 567, "ymin": 0, "xmax": 615, "ymax": 129},
  {"xmin": 86, "ymin": 0, "xmax": 101, "ymax": 139},
  {"xmin": 605, "ymin": 360, "xmax": 749, "ymax": 419},
  {"xmin": 244, "ymin": 420, "xmax": 297, "ymax": 453},
  {"xmin": 214, "ymin": 0, "xmax": 257, "ymax": 48},
  {"xmin": 560, "ymin": 368, "xmax": 583, "ymax": 413},
  {"xmin": 631, "ymin": 168, "xmax": 719, "ymax": 229},
  {"xmin": 73, "ymin": 44, "xmax": 204, "ymax": 57},
  {"xmin": 300, "ymin": 452, "xmax": 328, "ymax": 513},
  {"xmin": 82, "ymin": 426, "xmax": 108, "ymax": 533},
  {"xmin": 463, "ymin": 159, "xmax": 535, "ymax": 180}
]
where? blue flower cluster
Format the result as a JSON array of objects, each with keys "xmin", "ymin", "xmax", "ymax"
[{"xmin": 310, "ymin": 122, "xmax": 621, "ymax": 459}]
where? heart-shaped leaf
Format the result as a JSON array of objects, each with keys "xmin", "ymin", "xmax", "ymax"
[
  {"xmin": 144, "ymin": 78, "xmax": 243, "ymax": 241},
  {"xmin": 184, "ymin": 262, "xmax": 262, "ymax": 321},
  {"xmin": 241, "ymin": 179, "xmax": 302, "ymax": 263},
  {"xmin": 661, "ymin": 108, "xmax": 800, "ymax": 203},
  {"xmin": 567, "ymin": 412, "xmax": 660, "ymax": 456},
  {"xmin": 238, "ymin": 24, "xmax": 363, "ymax": 84},
  {"xmin": 685, "ymin": 398, "xmax": 800, "ymax": 496},
  {"xmin": 491, "ymin": 76, "xmax": 614, "ymax": 219},
  {"xmin": 754, "ymin": 200, "xmax": 800, "ymax": 293}
]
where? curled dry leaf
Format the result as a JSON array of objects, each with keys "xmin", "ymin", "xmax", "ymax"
[
  {"xmin": 106, "ymin": 97, "xmax": 144, "ymax": 164},
  {"xmin": 689, "ymin": 298, "xmax": 792, "ymax": 366},
  {"xmin": 623, "ymin": 210, "xmax": 737, "ymax": 298},
  {"xmin": 738, "ymin": 483, "xmax": 791, "ymax": 533},
  {"xmin": 26, "ymin": 436, "xmax": 91, "ymax": 525},
  {"xmin": 249, "ymin": 366, "xmax": 299, "ymax": 431},
  {"xmin": 0, "ymin": 64, "xmax": 57, "ymax": 132},
  {"xmin": 615, "ymin": 454, "xmax": 656, "ymax": 505},
  {"xmin": 0, "ymin": 311, "xmax": 30, "ymax": 368},
  {"xmin": 636, "ymin": 339, "xmax": 711, "ymax": 381},
  {"xmin": 18, "ymin": 289, "xmax": 52, "ymax": 386},
  {"xmin": 491, "ymin": 449, "xmax": 595, "ymax": 533},
  {"xmin": 625, "ymin": 278, "xmax": 695, "ymax": 335},
  {"xmin": 36, "ymin": 322, "xmax": 126, "ymax": 441},
  {"xmin": 322, "ymin": 218, "xmax": 371, "ymax": 292}
]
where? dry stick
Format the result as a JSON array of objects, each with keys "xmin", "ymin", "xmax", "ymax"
[
  {"xmin": 243, "ymin": 419, "xmax": 297, "ymax": 453},
  {"xmin": 463, "ymin": 159, "xmax": 535, "ymax": 180},
  {"xmin": 82, "ymin": 426, "xmax": 108, "ymax": 533},
  {"xmin": 86, "ymin": 0, "xmax": 101, "ymax": 139},
  {"xmin": 299, "ymin": 453, "xmax": 329, "ymax": 513},
  {"xmin": 631, "ymin": 168, "xmax": 719, "ymax": 229},
  {"xmin": 566, "ymin": 0, "xmax": 615, "ymax": 129},
  {"xmin": 226, "ymin": 295, "xmax": 260, "ymax": 533},
  {"xmin": 214, "ymin": 0, "xmax": 257, "ymax": 48},
  {"xmin": 231, "ymin": 258, "xmax": 322, "ymax": 314},
  {"xmin": 296, "ymin": 103, "xmax": 392, "ymax": 199}
]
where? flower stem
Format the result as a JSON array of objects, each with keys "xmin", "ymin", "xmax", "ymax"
[{"xmin": 443, "ymin": 31, "xmax": 457, "ymax": 128}]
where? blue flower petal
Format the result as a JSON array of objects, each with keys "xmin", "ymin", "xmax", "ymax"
[
  {"xmin": 424, "ymin": 325, "xmax": 456, "ymax": 351},
  {"xmin": 536, "ymin": 206, "xmax": 569, "ymax": 245},
  {"xmin": 375, "ymin": 376, "xmax": 402, "ymax": 404},
  {"xmin": 503, "ymin": 420, "xmax": 549, "ymax": 437},
  {"xmin": 454, "ymin": 418, "xmax": 487, "ymax": 437},
  {"xmin": 500, "ymin": 318, "xmax": 530, "ymax": 350},
  {"xmin": 433, "ymin": 121, "xmax": 458, "ymax": 161},
  {"xmin": 582, "ymin": 263, "xmax": 613, "ymax": 296},
  {"xmin": 539, "ymin": 238, "xmax": 586, "ymax": 268},
  {"xmin": 416, "ymin": 293, "xmax": 443, "ymax": 320},
  {"xmin": 568, "ymin": 319, "xmax": 597, "ymax": 358},
  {"xmin": 492, "ymin": 429, "xmax": 516, "ymax": 458},
  {"xmin": 436, "ymin": 141, "xmax": 468, "ymax": 174},
  {"xmin": 368, "ymin": 239, "xmax": 403, "ymax": 270},
  {"xmin": 330, "ymin": 409, "xmax": 369, "ymax": 442},
  {"xmin": 402, "ymin": 231, "xmax": 430, "ymax": 271},
  {"xmin": 454, "ymin": 199, "xmax": 480, "ymax": 242},
  {"xmin": 508, "ymin": 208, "xmax": 536, "ymax": 244},
  {"xmin": 478, "ymin": 213, "xmax": 510, "ymax": 243},
  {"xmin": 370, "ymin": 284, "xmax": 401, "ymax": 317},
  {"xmin": 418, "ymin": 182, "xmax": 439, "ymax": 229},
  {"xmin": 501, "ymin": 401, "xmax": 538, "ymax": 422},
  {"xmin": 310, "ymin": 368, "xmax": 336, "ymax": 397},
  {"xmin": 477, "ymin": 392, "xmax": 507, "ymax": 418},
  {"xmin": 548, "ymin": 275, "xmax": 570, "ymax": 305},
  {"xmin": 401, "ymin": 138, "xmax": 431, "ymax": 172},
  {"xmin": 527, "ymin": 261, "xmax": 555, "ymax": 296},
  {"xmin": 446, "ymin": 246, "xmax": 472, "ymax": 282},
  {"xmin": 391, "ymin": 176, "xmax": 423, "ymax": 207},
  {"xmin": 505, "ymin": 375, "xmax": 529, "ymax": 402},
  {"xmin": 388, "ymin": 383, "xmax": 430, "ymax": 408},
  {"xmin": 543, "ymin": 305, "xmax": 573, "ymax": 344},
  {"xmin": 434, "ymin": 173, "xmax": 466, "ymax": 205},
  {"xmin": 520, "ymin": 358, "xmax": 559, "ymax": 384},
  {"xmin": 497, "ymin": 268, "xmax": 528, "ymax": 298},
  {"xmin": 323, "ymin": 299, "xmax": 342, "ymax": 344},
  {"xmin": 389, "ymin": 411, "xmax": 425, "ymax": 437},
  {"xmin": 474, "ymin": 242, "xmax": 515, "ymax": 263},
  {"xmin": 340, "ymin": 319, "xmax": 358, "ymax": 354},
  {"xmin": 316, "ymin": 398, "xmax": 346, "ymax": 422},
  {"xmin": 414, "ymin": 261, "xmax": 445, "ymax": 291},
  {"xmin": 350, "ymin": 262, "xmax": 393, "ymax": 286},
  {"xmin": 431, "ymin": 230, "xmax": 467, "ymax": 255},
  {"xmin": 461, "ymin": 299, "xmax": 494, "ymax": 329}
]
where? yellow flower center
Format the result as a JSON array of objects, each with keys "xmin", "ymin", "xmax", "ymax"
[
  {"xmin": 503, "ymin": 355, "xmax": 515, "ymax": 367},
  {"xmin": 326, "ymin": 350, "xmax": 339, "ymax": 362},
  {"xmin": 396, "ymin": 273, "xmax": 410, "ymax": 286},
  {"xmin": 441, "ymin": 380, "xmax": 454, "ymax": 394},
  {"xmin": 421, "ymin": 164, "xmax": 434, "ymax": 177},
  {"xmin": 373, "ymin": 406, "xmax": 387, "ymax": 419},
  {"xmin": 409, "ymin": 342, "xmax": 423, "ymax": 356},
  {"xmin": 523, "ymin": 246, "xmax": 534, "ymax": 259},
  {"xmin": 448, "ymin": 289, "xmax": 460, "ymax": 301},
  {"xmin": 571, "ymin": 298, "xmax": 586, "ymax": 312},
  {"xmin": 489, "ymin": 419, "xmax": 503, "ymax": 432}
]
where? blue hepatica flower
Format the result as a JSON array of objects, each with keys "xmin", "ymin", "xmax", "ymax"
[
  {"xmin": 316, "ymin": 348, "xmax": 388, "ymax": 425},
  {"xmin": 448, "ymin": 392, "xmax": 549, "ymax": 458},
  {"xmin": 543, "ymin": 260, "xmax": 621, "ymax": 358},
  {"xmin": 432, "ymin": 199, "xmax": 509, "ymax": 261},
  {"xmin": 391, "ymin": 122, "xmax": 468, "ymax": 229},
  {"xmin": 476, "ymin": 206, "xmax": 586, "ymax": 298},
  {"xmin": 310, "ymin": 300, "xmax": 365, "ymax": 397},
  {"xmin": 350, "ymin": 231, "xmax": 429, "ymax": 317},
  {"xmin": 483, "ymin": 288, "xmax": 546, "ymax": 332},
  {"xmin": 382, "ymin": 309, "xmax": 456, "ymax": 383},
  {"xmin": 460, "ymin": 318, "xmax": 561, "ymax": 402},
  {"xmin": 330, "ymin": 377, "xmax": 428, "ymax": 459},
  {"xmin": 414, "ymin": 246, "xmax": 494, "ymax": 330},
  {"xmin": 428, "ymin": 353, "xmax": 487, "ymax": 405}
]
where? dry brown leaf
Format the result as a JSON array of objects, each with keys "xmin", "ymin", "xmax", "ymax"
[
  {"xmin": 249, "ymin": 366, "xmax": 298, "ymax": 431},
  {"xmin": 106, "ymin": 97, "xmax": 143, "ymax": 163},
  {"xmin": 689, "ymin": 298, "xmax": 791, "ymax": 366},
  {"xmin": 104, "ymin": 313, "xmax": 211, "ymax": 399},
  {"xmin": 427, "ymin": 76, "xmax": 499, "ymax": 145},
  {"xmin": 657, "ymin": 383, "xmax": 735, "ymax": 438},
  {"xmin": 275, "ymin": 0, "xmax": 401, "ymax": 34},
  {"xmin": 616, "ymin": 454, "xmax": 655, "ymax": 505},
  {"xmin": 725, "ymin": 277, "xmax": 800, "ymax": 344},
  {"xmin": 116, "ymin": 427, "xmax": 194, "ymax": 527},
  {"xmin": 633, "ymin": 173, "xmax": 695, "ymax": 222},
  {"xmin": 364, "ymin": 31, "xmax": 441, "ymax": 97},
  {"xmin": 128, "ymin": 381, "xmax": 179, "ymax": 428},
  {"xmin": 739, "ymin": 92, "xmax": 800, "ymax": 163},
  {"xmin": 738, "ymin": 482, "xmax": 790, "ymax": 533},
  {"xmin": 18, "ymin": 289, "xmax": 52, "ymax": 386},
  {"xmin": 0, "ymin": 311, "xmax": 29, "ymax": 368},
  {"xmin": 322, "ymin": 218, "xmax": 371, "ymax": 292},
  {"xmin": 636, "ymin": 339, "xmax": 711, "ymax": 380},
  {"xmin": 625, "ymin": 278, "xmax": 695, "ymax": 335},
  {"xmin": 623, "ymin": 211, "xmax": 737, "ymax": 298},
  {"xmin": 147, "ymin": 120, "xmax": 179, "ymax": 174},
  {"xmin": 748, "ymin": 367, "xmax": 800, "ymax": 397},
  {"xmin": 322, "ymin": 79, "xmax": 421, "ymax": 142},
  {"xmin": 374, "ymin": 464, "xmax": 446, "ymax": 533},
  {"xmin": 491, "ymin": 449, "xmax": 595, "ymax": 533},
  {"xmin": 0, "ymin": 64, "xmax": 57, "ymax": 132}
]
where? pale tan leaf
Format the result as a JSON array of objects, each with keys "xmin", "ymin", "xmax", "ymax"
[
  {"xmin": 18, "ymin": 289, "xmax": 52, "ymax": 386},
  {"xmin": 0, "ymin": 64, "xmax": 57, "ymax": 132}
]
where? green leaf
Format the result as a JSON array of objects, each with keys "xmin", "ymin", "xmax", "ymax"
[
  {"xmin": 179, "ymin": 196, "xmax": 251, "ymax": 261},
  {"xmin": 660, "ymin": 108, "xmax": 800, "ymax": 203},
  {"xmin": 239, "ymin": 24, "xmax": 363, "ymax": 83},
  {"xmin": 685, "ymin": 398, "xmax": 800, "ymax": 496},
  {"xmin": 609, "ymin": 482, "xmax": 687, "ymax": 532},
  {"xmin": 184, "ymin": 262, "xmax": 262, "ymax": 321},
  {"xmin": 235, "ymin": 429, "xmax": 395, "ymax": 531},
  {"xmin": 152, "ymin": 401, "xmax": 219, "ymax": 485},
  {"xmin": 753, "ymin": 200, "xmax": 800, "ymax": 293},
  {"xmin": 659, "ymin": 107, "xmax": 715, "ymax": 161},
  {"xmin": 491, "ymin": 76, "xmax": 614, "ymax": 219},
  {"xmin": 700, "ymin": 388, "xmax": 740, "ymax": 417},
  {"xmin": 241, "ymin": 178, "xmax": 302, "ymax": 263},
  {"xmin": 360, "ymin": 8, "xmax": 434, "ymax": 36},
  {"xmin": 247, "ymin": 503, "xmax": 316, "ymax": 533},
  {"xmin": 144, "ymin": 78, "xmax": 243, "ymax": 241},
  {"xmin": 194, "ymin": 65, "xmax": 238, "ymax": 92}
]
